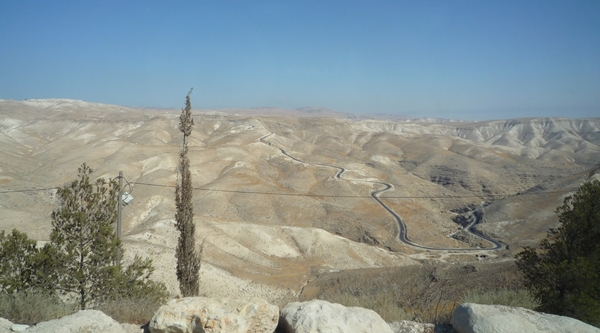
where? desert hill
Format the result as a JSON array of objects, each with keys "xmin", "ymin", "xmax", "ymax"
[{"xmin": 1, "ymin": 98, "xmax": 599, "ymax": 300}]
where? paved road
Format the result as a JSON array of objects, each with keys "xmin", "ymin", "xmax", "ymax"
[{"xmin": 260, "ymin": 133, "xmax": 503, "ymax": 252}]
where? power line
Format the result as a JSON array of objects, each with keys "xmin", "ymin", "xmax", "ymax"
[
  {"xmin": 0, "ymin": 187, "xmax": 59, "ymax": 194},
  {"xmin": 119, "ymin": 181, "xmax": 572, "ymax": 199},
  {"xmin": 0, "ymin": 181, "xmax": 572, "ymax": 199}
]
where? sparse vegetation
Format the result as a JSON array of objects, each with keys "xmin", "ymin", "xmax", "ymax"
[
  {"xmin": 1, "ymin": 100, "xmax": 598, "ymax": 327},
  {"xmin": 0, "ymin": 229, "xmax": 55, "ymax": 294},
  {"xmin": 49, "ymin": 163, "xmax": 167, "ymax": 309},
  {"xmin": 463, "ymin": 288, "xmax": 539, "ymax": 309},
  {"xmin": 516, "ymin": 179, "xmax": 600, "ymax": 326},
  {"xmin": 0, "ymin": 291, "xmax": 164, "ymax": 325},
  {"xmin": 95, "ymin": 294, "xmax": 166, "ymax": 324},
  {"xmin": 175, "ymin": 89, "xmax": 202, "ymax": 297},
  {"xmin": 0, "ymin": 163, "xmax": 167, "ymax": 322},
  {"xmin": 304, "ymin": 261, "xmax": 535, "ymax": 324},
  {"xmin": 0, "ymin": 291, "xmax": 77, "ymax": 325}
]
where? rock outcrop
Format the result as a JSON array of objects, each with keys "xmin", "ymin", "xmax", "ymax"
[
  {"xmin": 451, "ymin": 303, "xmax": 600, "ymax": 333},
  {"xmin": 24, "ymin": 310, "xmax": 127, "ymax": 333},
  {"xmin": 149, "ymin": 297, "xmax": 278, "ymax": 333},
  {"xmin": 279, "ymin": 299, "xmax": 394, "ymax": 333}
]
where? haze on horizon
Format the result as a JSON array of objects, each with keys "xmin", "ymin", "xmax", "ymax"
[{"xmin": 1, "ymin": 1, "xmax": 599, "ymax": 120}]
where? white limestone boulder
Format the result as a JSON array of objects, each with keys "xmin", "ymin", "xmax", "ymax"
[
  {"xmin": 149, "ymin": 297, "xmax": 278, "ymax": 333},
  {"xmin": 279, "ymin": 299, "xmax": 394, "ymax": 333},
  {"xmin": 24, "ymin": 310, "xmax": 126, "ymax": 333},
  {"xmin": 451, "ymin": 303, "xmax": 600, "ymax": 333},
  {"xmin": 0, "ymin": 318, "xmax": 13, "ymax": 333},
  {"xmin": 10, "ymin": 324, "xmax": 29, "ymax": 332}
]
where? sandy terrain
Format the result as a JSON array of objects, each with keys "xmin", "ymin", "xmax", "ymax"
[{"xmin": 1, "ymin": 99, "xmax": 598, "ymax": 301}]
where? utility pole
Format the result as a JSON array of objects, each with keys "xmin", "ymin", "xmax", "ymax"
[{"xmin": 117, "ymin": 170, "xmax": 123, "ymax": 266}]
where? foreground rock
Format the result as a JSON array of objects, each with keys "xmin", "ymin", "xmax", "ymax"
[
  {"xmin": 0, "ymin": 318, "xmax": 13, "ymax": 333},
  {"xmin": 451, "ymin": 303, "xmax": 600, "ymax": 333},
  {"xmin": 24, "ymin": 310, "xmax": 126, "ymax": 333},
  {"xmin": 279, "ymin": 300, "xmax": 394, "ymax": 333},
  {"xmin": 11, "ymin": 324, "xmax": 29, "ymax": 332},
  {"xmin": 149, "ymin": 297, "xmax": 278, "ymax": 333}
]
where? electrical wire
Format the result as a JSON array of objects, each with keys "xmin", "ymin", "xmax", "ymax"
[
  {"xmin": 0, "ymin": 181, "xmax": 570, "ymax": 199},
  {"xmin": 0, "ymin": 187, "xmax": 59, "ymax": 194},
  {"xmin": 130, "ymin": 181, "xmax": 570, "ymax": 199},
  {"xmin": 118, "ymin": 175, "xmax": 134, "ymax": 194}
]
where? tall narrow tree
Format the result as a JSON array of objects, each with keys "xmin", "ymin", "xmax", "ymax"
[{"xmin": 175, "ymin": 89, "xmax": 201, "ymax": 296}]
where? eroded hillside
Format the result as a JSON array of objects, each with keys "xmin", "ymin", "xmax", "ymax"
[{"xmin": 1, "ymin": 99, "xmax": 598, "ymax": 299}]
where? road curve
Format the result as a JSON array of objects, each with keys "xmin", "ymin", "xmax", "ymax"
[{"xmin": 259, "ymin": 133, "xmax": 503, "ymax": 252}]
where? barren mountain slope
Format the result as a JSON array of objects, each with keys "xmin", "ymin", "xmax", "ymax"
[{"xmin": 1, "ymin": 99, "xmax": 599, "ymax": 300}]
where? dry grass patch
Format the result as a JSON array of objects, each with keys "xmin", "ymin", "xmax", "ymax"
[
  {"xmin": 301, "ymin": 260, "xmax": 536, "ymax": 324},
  {"xmin": 0, "ymin": 292, "xmax": 167, "ymax": 325},
  {"xmin": 463, "ymin": 288, "xmax": 539, "ymax": 309},
  {"xmin": 0, "ymin": 292, "xmax": 77, "ymax": 325},
  {"xmin": 96, "ymin": 295, "xmax": 166, "ymax": 324}
]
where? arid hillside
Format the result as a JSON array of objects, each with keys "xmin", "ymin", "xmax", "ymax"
[{"xmin": 1, "ymin": 99, "xmax": 599, "ymax": 300}]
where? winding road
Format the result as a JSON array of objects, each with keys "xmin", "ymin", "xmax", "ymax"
[{"xmin": 259, "ymin": 133, "xmax": 503, "ymax": 252}]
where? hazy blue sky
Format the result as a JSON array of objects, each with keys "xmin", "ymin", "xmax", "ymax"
[{"xmin": 1, "ymin": 1, "xmax": 599, "ymax": 119}]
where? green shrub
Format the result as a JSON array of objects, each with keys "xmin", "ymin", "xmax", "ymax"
[
  {"xmin": 0, "ymin": 164, "xmax": 168, "ymax": 316},
  {"xmin": 516, "ymin": 179, "xmax": 600, "ymax": 326},
  {"xmin": 0, "ymin": 230, "xmax": 55, "ymax": 294}
]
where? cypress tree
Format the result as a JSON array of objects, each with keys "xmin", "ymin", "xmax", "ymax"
[{"xmin": 175, "ymin": 89, "xmax": 201, "ymax": 297}]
